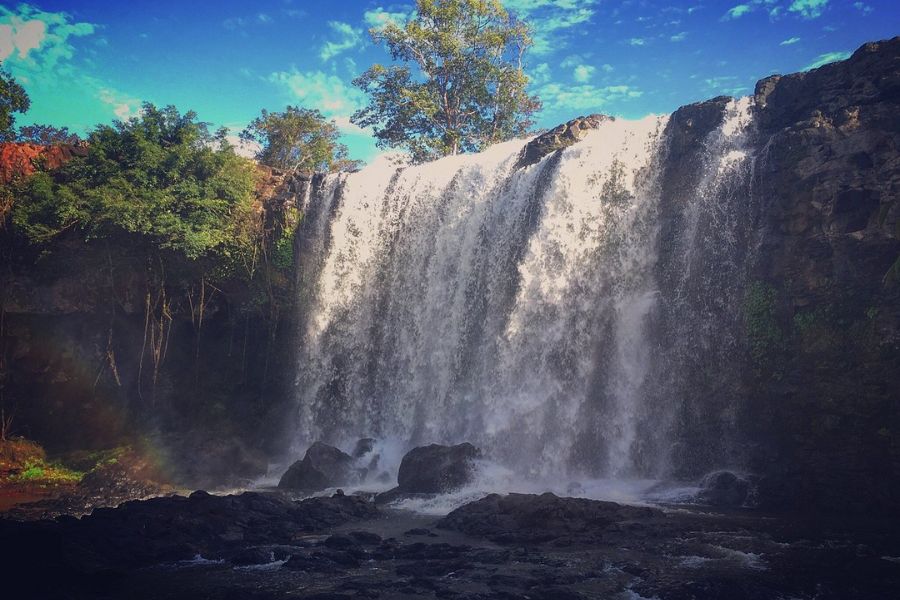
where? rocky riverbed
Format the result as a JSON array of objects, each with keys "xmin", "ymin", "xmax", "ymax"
[{"xmin": 2, "ymin": 488, "xmax": 899, "ymax": 599}]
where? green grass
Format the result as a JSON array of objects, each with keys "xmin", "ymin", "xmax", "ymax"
[{"xmin": 9, "ymin": 457, "xmax": 83, "ymax": 484}]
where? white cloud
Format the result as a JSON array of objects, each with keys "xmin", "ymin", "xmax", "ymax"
[
  {"xmin": 629, "ymin": 38, "xmax": 646, "ymax": 46},
  {"xmin": 502, "ymin": 0, "xmax": 596, "ymax": 55},
  {"xmin": 789, "ymin": 0, "xmax": 828, "ymax": 19},
  {"xmin": 853, "ymin": 2, "xmax": 872, "ymax": 15},
  {"xmin": 723, "ymin": 0, "xmax": 803, "ymax": 20},
  {"xmin": 331, "ymin": 115, "xmax": 371, "ymax": 135},
  {"xmin": 803, "ymin": 50, "xmax": 849, "ymax": 70},
  {"xmin": 0, "ymin": 5, "xmax": 95, "ymax": 86},
  {"xmin": 780, "ymin": 36, "xmax": 801, "ymax": 45},
  {"xmin": 0, "ymin": 18, "xmax": 47, "ymax": 60},
  {"xmin": 225, "ymin": 135, "xmax": 260, "ymax": 159},
  {"xmin": 363, "ymin": 7, "xmax": 412, "ymax": 29},
  {"xmin": 268, "ymin": 69, "xmax": 366, "ymax": 118},
  {"xmin": 723, "ymin": 4, "xmax": 752, "ymax": 19},
  {"xmin": 560, "ymin": 54, "xmax": 589, "ymax": 69},
  {"xmin": 529, "ymin": 62, "xmax": 551, "ymax": 85},
  {"xmin": 601, "ymin": 63, "xmax": 614, "ymax": 73},
  {"xmin": 320, "ymin": 21, "xmax": 362, "ymax": 62},
  {"xmin": 536, "ymin": 82, "xmax": 642, "ymax": 111},
  {"xmin": 222, "ymin": 17, "xmax": 246, "ymax": 31},
  {"xmin": 0, "ymin": 6, "xmax": 147, "ymax": 127},
  {"xmin": 97, "ymin": 87, "xmax": 141, "ymax": 120},
  {"xmin": 704, "ymin": 75, "xmax": 739, "ymax": 88},
  {"xmin": 670, "ymin": 31, "xmax": 687, "ymax": 42},
  {"xmin": 572, "ymin": 64, "xmax": 595, "ymax": 83}
]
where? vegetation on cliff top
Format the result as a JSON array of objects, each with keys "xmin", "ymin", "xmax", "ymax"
[
  {"xmin": 240, "ymin": 106, "xmax": 361, "ymax": 173},
  {"xmin": 11, "ymin": 103, "xmax": 257, "ymax": 262},
  {"xmin": 352, "ymin": 0, "xmax": 541, "ymax": 163}
]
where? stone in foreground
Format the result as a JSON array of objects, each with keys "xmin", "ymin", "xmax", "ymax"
[
  {"xmin": 437, "ymin": 492, "xmax": 660, "ymax": 544},
  {"xmin": 397, "ymin": 442, "xmax": 482, "ymax": 494},
  {"xmin": 277, "ymin": 441, "xmax": 357, "ymax": 492}
]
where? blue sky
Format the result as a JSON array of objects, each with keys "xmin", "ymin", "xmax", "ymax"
[{"xmin": 0, "ymin": 0, "xmax": 895, "ymax": 162}]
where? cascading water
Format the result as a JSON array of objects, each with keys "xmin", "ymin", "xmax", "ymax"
[{"xmin": 290, "ymin": 98, "xmax": 758, "ymax": 486}]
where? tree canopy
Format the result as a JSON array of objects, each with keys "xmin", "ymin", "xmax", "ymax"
[
  {"xmin": 240, "ymin": 106, "xmax": 358, "ymax": 172},
  {"xmin": 17, "ymin": 124, "xmax": 81, "ymax": 145},
  {"xmin": 351, "ymin": 0, "xmax": 541, "ymax": 163},
  {"xmin": 0, "ymin": 65, "xmax": 30, "ymax": 142},
  {"xmin": 11, "ymin": 103, "xmax": 257, "ymax": 263}
]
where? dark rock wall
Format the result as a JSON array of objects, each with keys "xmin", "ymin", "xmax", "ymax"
[
  {"xmin": 746, "ymin": 38, "xmax": 900, "ymax": 512},
  {"xmin": 0, "ymin": 169, "xmax": 309, "ymax": 487},
  {"xmin": 657, "ymin": 38, "xmax": 900, "ymax": 512}
]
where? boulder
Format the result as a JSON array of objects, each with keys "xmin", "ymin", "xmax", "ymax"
[
  {"xmin": 696, "ymin": 470, "xmax": 754, "ymax": 508},
  {"xmin": 277, "ymin": 442, "xmax": 356, "ymax": 492},
  {"xmin": 516, "ymin": 114, "xmax": 611, "ymax": 169},
  {"xmin": 396, "ymin": 442, "xmax": 482, "ymax": 494},
  {"xmin": 437, "ymin": 492, "xmax": 661, "ymax": 544}
]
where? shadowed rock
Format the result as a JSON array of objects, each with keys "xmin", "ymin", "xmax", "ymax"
[
  {"xmin": 278, "ymin": 442, "xmax": 357, "ymax": 492},
  {"xmin": 375, "ymin": 442, "xmax": 482, "ymax": 504},
  {"xmin": 437, "ymin": 492, "xmax": 660, "ymax": 544},
  {"xmin": 697, "ymin": 470, "xmax": 756, "ymax": 508}
]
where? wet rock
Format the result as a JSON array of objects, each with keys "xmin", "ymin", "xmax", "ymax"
[
  {"xmin": 397, "ymin": 442, "xmax": 481, "ymax": 494},
  {"xmin": 696, "ymin": 470, "xmax": 755, "ymax": 508},
  {"xmin": 664, "ymin": 95, "xmax": 731, "ymax": 166},
  {"xmin": 437, "ymin": 492, "xmax": 660, "ymax": 544},
  {"xmin": 516, "ymin": 114, "xmax": 612, "ymax": 168},
  {"xmin": 278, "ymin": 441, "xmax": 357, "ymax": 492},
  {"xmin": 352, "ymin": 438, "xmax": 376, "ymax": 458},
  {"xmin": 347, "ymin": 530, "xmax": 382, "ymax": 545},
  {"xmin": 229, "ymin": 546, "xmax": 275, "ymax": 566},
  {"xmin": 0, "ymin": 490, "xmax": 378, "ymax": 573}
]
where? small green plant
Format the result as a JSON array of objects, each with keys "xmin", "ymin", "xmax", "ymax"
[
  {"xmin": 9, "ymin": 457, "xmax": 83, "ymax": 484},
  {"xmin": 744, "ymin": 281, "xmax": 784, "ymax": 376}
]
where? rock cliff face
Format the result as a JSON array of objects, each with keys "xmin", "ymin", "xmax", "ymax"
[
  {"xmin": 659, "ymin": 37, "xmax": 900, "ymax": 512},
  {"xmin": 516, "ymin": 113, "xmax": 611, "ymax": 168},
  {"xmin": 0, "ymin": 158, "xmax": 308, "ymax": 486},
  {"xmin": 0, "ymin": 143, "xmax": 88, "ymax": 185},
  {"xmin": 747, "ymin": 38, "xmax": 900, "ymax": 512}
]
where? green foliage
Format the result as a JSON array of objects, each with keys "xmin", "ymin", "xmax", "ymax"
[
  {"xmin": 352, "ymin": 0, "xmax": 541, "ymax": 163},
  {"xmin": 11, "ymin": 103, "xmax": 257, "ymax": 262},
  {"xmin": 9, "ymin": 457, "xmax": 83, "ymax": 484},
  {"xmin": 17, "ymin": 124, "xmax": 81, "ymax": 145},
  {"xmin": 745, "ymin": 281, "xmax": 784, "ymax": 376},
  {"xmin": 272, "ymin": 207, "xmax": 300, "ymax": 269},
  {"xmin": 240, "ymin": 106, "xmax": 359, "ymax": 172},
  {"xmin": 0, "ymin": 64, "xmax": 29, "ymax": 142}
]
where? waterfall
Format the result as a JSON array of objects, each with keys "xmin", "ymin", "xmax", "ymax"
[{"xmin": 290, "ymin": 98, "xmax": 758, "ymax": 482}]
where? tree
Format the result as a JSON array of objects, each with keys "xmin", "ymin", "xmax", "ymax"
[
  {"xmin": 17, "ymin": 124, "xmax": 81, "ymax": 145},
  {"xmin": 240, "ymin": 106, "xmax": 359, "ymax": 172},
  {"xmin": 12, "ymin": 102, "xmax": 257, "ymax": 261},
  {"xmin": 0, "ymin": 65, "xmax": 30, "ymax": 142},
  {"xmin": 351, "ymin": 0, "xmax": 541, "ymax": 163}
]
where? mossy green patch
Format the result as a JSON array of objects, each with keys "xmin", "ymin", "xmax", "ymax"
[
  {"xmin": 8, "ymin": 457, "xmax": 83, "ymax": 484},
  {"xmin": 744, "ymin": 281, "xmax": 785, "ymax": 378}
]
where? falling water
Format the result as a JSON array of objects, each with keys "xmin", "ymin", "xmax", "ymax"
[{"xmin": 290, "ymin": 98, "xmax": 757, "ymax": 483}]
